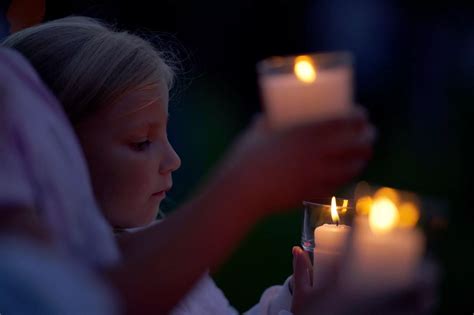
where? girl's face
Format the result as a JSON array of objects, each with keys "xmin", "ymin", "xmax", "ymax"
[{"xmin": 75, "ymin": 84, "xmax": 181, "ymax": 228}]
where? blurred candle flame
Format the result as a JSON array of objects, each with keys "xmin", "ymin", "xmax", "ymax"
[
  {"xmin": 356, "ymin": 196, "xmax": 373, "ymax": 215},
  {"xmin": 374, "ymin": 187, "xmax": 400, "ymax": 205},
  {"xmin": 398, "ymin": 202, "xmax": 420, "ymax": 228},
  {"xmin": 356, "ymin": 184, "xmax": 421, "ymax": 231},
  {"xmin": 294, "ymin": 55, "xmax": 317, "ymax": 83},
  {"xmin": 369, "ymin": 197, "xmax": 399, "ymax": 234}
]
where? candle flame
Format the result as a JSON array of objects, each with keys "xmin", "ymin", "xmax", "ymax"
[
  {"xmin": 369, "ymin": 197, "xmax": 399, "ymax": 234},
  {"xmin": 294, "ymin": 55, "xmax": 317, "ymax": 83},
  {"xmin": 331, "ymin": 196, "xmax": 340, "ymax": 225}
]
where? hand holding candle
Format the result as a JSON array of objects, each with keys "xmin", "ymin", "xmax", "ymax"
[{"xmin": 303, "ymin": 188, "xmax": 426, "ymax": 296}]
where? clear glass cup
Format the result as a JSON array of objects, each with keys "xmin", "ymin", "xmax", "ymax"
[{"xmin": 301, "ymin": 197, "xmax": 355, "ymax": 254}]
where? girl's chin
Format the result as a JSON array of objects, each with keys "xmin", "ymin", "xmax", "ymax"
[{"xmin": 110, "ymin": 212, "xmax": 160, "ymax": 231}]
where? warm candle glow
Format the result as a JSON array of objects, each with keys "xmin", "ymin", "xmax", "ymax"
[
  {"xmin": 341, "ymin": 199, "xmax": 349, "ymax": 213},
  {"xmin": 398, "ymin": 202, "xmax": 420, "ymax": 228},
  {"xmin": 374, "ymin": 187, "xmax": 400, "ymax": 204},
  {"xmin": 294, "ymin": 55, "xmax": 317, "ymax": 83},
  {"xmin": 356, "ymin": 196, "xmax": 372, "ymax": 215},
  {"xmin": 331, "ymin": 196, "xmax": 340, "ymax": 225},
  {"xmin": 369, "ymin": 197, "xmax": 399, "ymax": 233}
]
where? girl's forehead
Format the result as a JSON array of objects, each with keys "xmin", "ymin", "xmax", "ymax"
[{"xmin": 105, "ymin": 86, "xmax": 169, "ymax": 122}]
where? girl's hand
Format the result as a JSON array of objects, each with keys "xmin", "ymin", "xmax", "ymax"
[{"xmin": 291, "ymin": 246, "xmax": 314, "ymax": 314}]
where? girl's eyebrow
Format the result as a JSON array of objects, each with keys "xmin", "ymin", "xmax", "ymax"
[
  {"xmin": 112, "ymin": 99, "xmax": 157, "ymax": 120},
  {"xmin": 125, "ymin": 114, "xmax": 169, "ymax": 133}
]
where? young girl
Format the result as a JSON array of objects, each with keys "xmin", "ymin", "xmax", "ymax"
[{"xmin": 2, "ymin": 17, "xmax": 375, "ymax": 314}]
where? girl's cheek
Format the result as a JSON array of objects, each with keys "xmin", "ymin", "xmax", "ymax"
[{"xmin": 110, "ymin": 141, "xmax": 163, "ymax": 173}]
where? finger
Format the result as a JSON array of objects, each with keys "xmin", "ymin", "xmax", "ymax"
[
  {"xmin": 320, "ymin": 124, "xmax": 376, "ymax": 153},
  {"xmin": 294, "ymin": 246, "xmax": 313, "ymax": 276},
  {"xmin": 277, "ymin": 108, "xmax": 370, "ymax": 143},
  {"xmin": 290, "ymin": 124, "xmax": 376, "ymax": 162},
  {"xmin": 321, "ymin": 160, "xmax": 369, "ymax": 186},
  {"xmin": 290, "ymin": 249, "xmax": 296, "ymax": 294},
  {"xmin": 272, "ymin": 116, "xmax": 375, "ymax": 165},
  {"xmin": 322, "ymin": 141, "xmax": 374, "ymax": 161},
  {"xmin": 300, "ymin": 248, "xmax": 314, "ymax": 288},
  {"xmin": 293, "ymin": 247, "xmax": 313, "ymax": 293},
  {"xmin": 297, "ymin": 164, "xmax": 368, "ymax": 200},
  {"xmin": 300, "ymin": 248, "xmax": 313, "ymax": 272},
  {"xmin": 292, "ymin": 246, "xmax": 300, "ymax": 276},
  {"xmin": 305, "ymin": 106, "xmax": 370, "ymax": 135}
]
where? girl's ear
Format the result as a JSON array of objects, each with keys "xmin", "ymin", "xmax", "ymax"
[{"xmin": 6, "ymin": 0, "xmax": 46, "ymax": 33}]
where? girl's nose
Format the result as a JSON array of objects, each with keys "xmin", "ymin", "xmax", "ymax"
[{"xmin": 159, "ymin": 141, "xmax": 181, "ymax": 175}]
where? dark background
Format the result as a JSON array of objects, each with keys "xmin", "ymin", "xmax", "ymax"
[{"xmin": 3, "ymin": 0, "xmax": 474, "ymax": 313}]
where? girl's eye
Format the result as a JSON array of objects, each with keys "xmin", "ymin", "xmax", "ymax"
[{"xmin": 132, "ymin": 140, "xmax": 151, "ymax": 151}]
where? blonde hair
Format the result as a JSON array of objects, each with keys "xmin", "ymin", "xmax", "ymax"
[{"xmin": 2, "ymin": 16, "xmax": 176, "ymax": 123}]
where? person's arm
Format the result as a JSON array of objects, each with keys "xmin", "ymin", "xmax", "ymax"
[{"xmin": 104, "ymin": 110, "xmax": 374, "ymax": 315}]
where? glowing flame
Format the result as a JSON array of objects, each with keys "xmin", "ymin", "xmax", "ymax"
[
  {"xmin": 294, "ymin": 55, "xmax": 317, "ymax": 83},
  {"xmin": 369, "ymin": 197, "xmax": 399, "ymax": 233},
  {"xmin": 331, "ymin": 196, "xmax": 340, "ymax": 225},
  {"xmin": 398, "ymin": 202, "xmax": 420, "ymax": 228}
]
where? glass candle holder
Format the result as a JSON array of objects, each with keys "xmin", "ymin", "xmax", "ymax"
[
  {"xmin": 301, "ymin": 197, "xmax": 355, "ymax": 287},
  {"xmin": 257, "ymin": 51, "xmax": 354, "ymax": 128},
  {"xmin": 301, "ymin": 197, "xmax": 355, "ymax": 253}
]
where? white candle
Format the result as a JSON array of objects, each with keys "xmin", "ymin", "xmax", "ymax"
[
  {"xmin": 259, "ymin": 54, "xmax": 353, "ymax": 128},
  {"xmin": 342, "ymin": 198, "xmax": 425, "ymax": 296},
  {"xmin": 313, "ymin": 197, "xmax": 350, "ymax": 287},
  {"xmin": 313, "ymin": 224, "xmax": 350, "ymax": 286}
]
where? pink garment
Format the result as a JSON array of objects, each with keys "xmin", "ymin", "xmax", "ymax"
[{"xmin": 0, "ymin": 48, "xmax": 120, "ymax": 267}]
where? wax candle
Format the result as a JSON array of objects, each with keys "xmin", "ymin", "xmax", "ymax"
[
  {"xmin": 258, "ymin": 53, "xmax": 353, "ymax": 128},
  {"xmin": 313, "ymin": 197, "xmax": 350, "ymax": 287},
  {"xmin": 342, "ymin": 197, "xmax": 425, "ymax": 295}
]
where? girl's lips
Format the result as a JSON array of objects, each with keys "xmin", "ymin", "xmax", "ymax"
[
  {"xmin": 152, "ymin": 191, "xmax": 166, "ymax": 197},
  {"xmin": 152, "ymin": 186, "xmax": 171, "ymax": 197}
]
